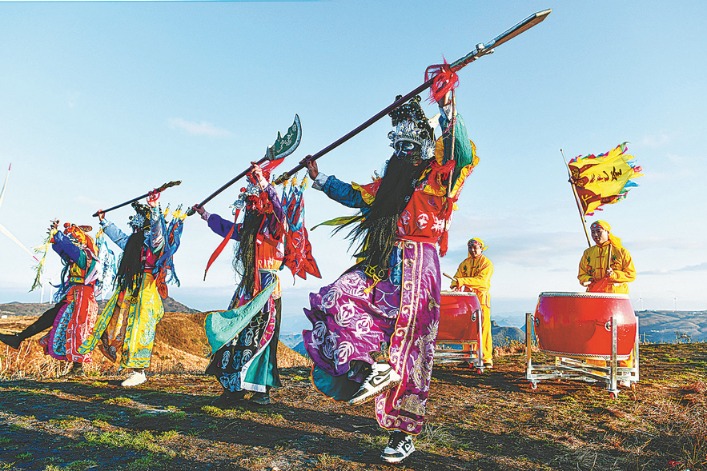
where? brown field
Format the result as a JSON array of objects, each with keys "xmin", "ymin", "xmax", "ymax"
[{"xmin": 0, "ymin": 314, "xmax": 705, "ymax": 470}]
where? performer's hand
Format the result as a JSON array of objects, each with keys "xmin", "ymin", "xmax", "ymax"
[
  {"xmin": 605, "ymin": 267, "xmax": 614, "ymax": 278},
  {"xmin": 250, "ymin": 162, "xmax": 269, "ymax": 189},
  {"xmin": 96, "ymin": 210, "xmax": 105, "ymax": 222},
  {"xmin": 191, "ymin": 204, "xmax": 206, "ymax": 217},
  {"xmin": 146, "ymin": 191, "xmax": 160, "ymax": 208},
  {"xmin": 303, "ymin": 157, "xmax": 318, "ymax": 180},
  {"xmin": 437, "ymin": 90, "xmax": 453, "ymax": 108}
]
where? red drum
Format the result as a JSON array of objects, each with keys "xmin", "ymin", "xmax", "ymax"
[
  {"xmin": 438, "ymin": 291, "xmax": 481, "ymax": 342},
  {"xmin": 534, "ymin": 292, "xmax": 637, "ymax": 359}
]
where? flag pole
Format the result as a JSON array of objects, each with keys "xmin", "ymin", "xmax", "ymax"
[{"xmin": 561, "ymin": 149, "xmax": 591, "ymax": 247}]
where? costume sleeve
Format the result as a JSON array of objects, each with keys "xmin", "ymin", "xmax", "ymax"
[
  {"xmin": 577, "ymin": 249, "xmax": 593, "ymax": 285},
  {"xmin": 610, "ymin": 247, "xmax": 636, "ymax": 284},
  {"xmin": 265, "ymin": 184, "xmax": 286, "ymax": 235},
  {"xmin": 317, "ymin": 175, "xmax": 369, "ymax": 209},
  {"xmin": 51, "ymin": 231, "xmax": 87, "ymax": 268},
  {"xmin": 207, "ymin": 213, "xmax": 241, "ymax": 241},
  {"xmin": 100, "ymin": 220, "xmax": 129, "ymax": 251},
  {"xmin": 150, "ymin": 208, "xmax": 165, "ymax": 252},
  {"xmin": 455, "ymin": 259, "xmax": 493, "ymax": 291},
  {"xmin": 450, "ymin": 260, "xmax": 465, "ymax": 289}
]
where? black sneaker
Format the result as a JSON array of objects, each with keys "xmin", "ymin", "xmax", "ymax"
[
  {"xmin": 211, "ymin": 389, "xmax": 246, "ymax": 408},
  {"xmin": 250, "ymin": 392, "xmax": 271, "ymax": 406},
  {"xmin": 348, "ymin": 362, "xmax": 401, "ymax": 405},
  {"xmin": 0, "ymin": 333, "xmax": 22, "ymax": 350},
  {"xmin": 65, "ymin": 362, "xmax": 86, "ymax": 378},
  {"xmin": 381, "ymin": 431, "xmax": 415, "ymax": 463}
]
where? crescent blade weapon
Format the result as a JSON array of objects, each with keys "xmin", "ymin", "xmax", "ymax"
[
  {"xmin": 92, "ymin": 180, "xmax": 181, "ymax": 217},
  {"xmin": 187, "ymin": 114, "xmax": 302, "ymax": 216},
  {"xmin": 274, "ymin": 9, "xmax": 551, "ymax": 184}
]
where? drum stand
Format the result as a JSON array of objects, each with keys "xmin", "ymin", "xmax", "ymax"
[
  {"xmin": 525, "ymin": 312, "xmax": 640, "ymax": 398},
  {"xmin": 435, "ymin": 307, "xmax": 486, "ymax": 374}
]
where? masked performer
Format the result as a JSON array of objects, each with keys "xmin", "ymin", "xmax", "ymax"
[
  {"xmin": 194, "ymin": 163, "xmax": 286, "ymax": 407},
  {"xmin": 303, "ymin": 93, "xmax": 477, "ymax": 463},
  {"xmin": 450, "ymin": 237, "xmax": 494, "ymax": 368},
  {"xmin": 0, "ymin": 221, "xmax": 99, "ymax": 376},
  {"xmin": 78, "ymin": 195, "xmax": 168, "ymax": 387}
]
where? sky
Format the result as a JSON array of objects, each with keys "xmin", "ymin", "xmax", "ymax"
[{"xmin": 0, "ymin": 1, "xmax": 705, "ymax": 334}]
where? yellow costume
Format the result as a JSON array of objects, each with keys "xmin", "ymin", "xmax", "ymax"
[
  {"xmin": 577, "ymin": 221, "xmax": 636, "ymax": 368},
  {"xmin": 451, "ymin": 244, "xmax": 494, "ymax": 365},
  {"xmin": 577, "ymin": 222, "xmax": 635, "ymax": 294}
]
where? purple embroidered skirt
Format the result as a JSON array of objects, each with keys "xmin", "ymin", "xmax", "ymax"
[{"xmin": 303, "ymin": 240, "xmax": 440, "ymax": 434}]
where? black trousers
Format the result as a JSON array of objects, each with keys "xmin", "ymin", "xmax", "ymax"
[{"xmin": 17, "ymin": 300, "xmax": 68, "ymax": 340}]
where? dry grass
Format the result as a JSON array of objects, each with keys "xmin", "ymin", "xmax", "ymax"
[{"xmin": 0, "ymin": 312, "xmax": 310, "ymax": 379}]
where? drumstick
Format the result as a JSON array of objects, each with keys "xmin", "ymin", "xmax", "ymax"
[{"xmin": 443, "ymin": 272, "xmax": 456, "ymax": 281}]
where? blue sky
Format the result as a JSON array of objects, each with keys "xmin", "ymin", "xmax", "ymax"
[{"xmin": 1, "ymin": 1, "xmax": 705, "ymax": 333}]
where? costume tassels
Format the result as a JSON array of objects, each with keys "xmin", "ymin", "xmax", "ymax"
[
  {"xmin": 425, "ymin": 59, "xmax": 459, "ymax": 105},
  {"xmin": 203, "ymin": 208, "xmax": 239, "ymax": 281},
  {"xmin": 30, "ymin": 224, "xmax": 58, "ymax": 292},
  {"xmin": 281, "ymin": 175, "xmax": 321, "ymax": 280}
]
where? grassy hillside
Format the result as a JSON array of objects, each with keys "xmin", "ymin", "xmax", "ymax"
[{"xmin": 0, "ymin": 312, "xmax": 705, "ymax": 470}]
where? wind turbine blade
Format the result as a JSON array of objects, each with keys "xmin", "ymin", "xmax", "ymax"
[
  {"xmin": 0, "ymin": 163, "xmax": 10, "ymax": 209},
  {"xmin": 0, "ymin": 222, "xmax": 39, "ymax": 261}
]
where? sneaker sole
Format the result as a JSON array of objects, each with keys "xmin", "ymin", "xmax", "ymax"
[
  {"xmin": 348, "ymin": 378, "xmax": 401, "ymax": 405},
  {"xmin": 381, "ymin": 444, "xmax": 415, "ymax": 463}
]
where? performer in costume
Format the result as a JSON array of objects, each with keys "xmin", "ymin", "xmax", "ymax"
[
  {"xmin": 78, "ymin": 195, "xmax": 169, "ymax": 387},
  {"xmin": 195, "ymin": 163, "xmax": 286, "ymax": 407},
  {"xmin": 578, "ymin": 220, "xmax": 635, "ymax": 294},
  {"xmin": 303, "ymin": 93, "xmax": 477, "ymax": 464},
  {"xmin": 450, "ymin": 237, "xmax": 494, "ymax": 367},
  {"xmin": 578, "ymin": 219, "xmax": 636, "ymax": 372},
  {"xmin": 0, "ymin": 221, "xmax": 99, "ymax": 376}
]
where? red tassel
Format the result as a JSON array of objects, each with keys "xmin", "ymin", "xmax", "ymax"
[
  {"xmin": 439, "ymin": 231, "xmax": 449, "ymax": 258},
  {"xmin": 425, "ymin": 60, "xmax": 459, "ymax": 104},
  {"xmin": 203, "ymin": 209, "xmax": 240, "ymax": 280}
]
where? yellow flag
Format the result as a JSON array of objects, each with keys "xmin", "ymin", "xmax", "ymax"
[{"xmin": 568, "ymin": 142, "xmax": 643, "ymax": 215}]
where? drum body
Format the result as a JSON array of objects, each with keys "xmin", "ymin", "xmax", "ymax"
[
  {"xmin": 438, "ymin": 291, "xmax": 481, "ymax": 341},
  {"xmin": 534, "ymin": 292, "xmax": 636, "ymax": 359}
]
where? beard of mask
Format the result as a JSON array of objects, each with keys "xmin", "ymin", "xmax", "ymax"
[
  {"xmin": 343, "ymin": 153, "xmax": 429, "ymax": 275},
  {"xmin": 232, "ymin": 210, "xmax": 266, "ymax": 296}
]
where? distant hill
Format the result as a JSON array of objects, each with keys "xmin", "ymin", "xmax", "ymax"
[
  {"xmin": 0, "ymin": 296, "xmax": 200, "ymax": 317},
  {"xmin": 637, "ymin": 309, "xmax": 707, "ymax": 343}
]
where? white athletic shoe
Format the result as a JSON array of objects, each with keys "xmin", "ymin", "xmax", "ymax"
[
  {"xmin": 349, "ymin": 362, "xmax": 401, "ymax": 405},
  {"xmin": 381, "ymin": 431, "xmax": 415, "ymax": 463},
  {"xmin": 121, "ymin": 371, "xmax": 147, "ymax": 387}
]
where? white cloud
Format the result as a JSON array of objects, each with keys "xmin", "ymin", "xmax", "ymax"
[{"xmin": 168, "ymin": 118, "xmax": 232, "ymax": 137}]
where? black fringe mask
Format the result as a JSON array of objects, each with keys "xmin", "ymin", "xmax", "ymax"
[
  {"xmin": 233, "ymin": 210, "xmax": 265, "ymax": 295},
  {"xmin": 115, "ymin": 230, "xmax": 145, "ymax": 294},
  {"xmin": 340, "ymin": 154, "xmax": 430, "ymax": 275}
]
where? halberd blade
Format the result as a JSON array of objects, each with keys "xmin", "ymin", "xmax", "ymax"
[{"xmin": 265, "ymin": 114, "xmax": 302, "ymax": 161}]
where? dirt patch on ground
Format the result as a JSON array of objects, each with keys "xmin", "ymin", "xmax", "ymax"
[{"xmin": 1, "ymin": 316, "xmax": 705, "ymax": 470}]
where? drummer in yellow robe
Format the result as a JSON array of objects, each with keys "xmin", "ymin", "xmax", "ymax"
[
  {"xmin": 578, "ymin": 220, "xmax": 635, "ymax": 293},
  {"xmin": 450, "ymin": 237, "xmax": 494, "ymax": 367},
  {"xmin": 578, "ymin": 220, "xmax": 636, "ymax": 371}
]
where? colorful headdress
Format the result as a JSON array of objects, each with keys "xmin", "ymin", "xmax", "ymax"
[
  {"xmin": 63, "ymin": 223, "xmax": 98, "ymax": 258},
  {"xmin": 129, "ymin": 201, "xmax": 152, "ymax": 230},
  {"xmin": 388, "ymin": 95, "xmax": 435, "ymax": 160}
]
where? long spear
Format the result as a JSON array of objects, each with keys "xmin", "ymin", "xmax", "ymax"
[
  {"xmin": 186, "ymin": 114, "xmax": 302, "ymax": 216},
  {"xmin": 92, "ymin": 180, "xmax": 181, "ymax": 217},
  {"xmin": 561, "ymin": 148, "xmax": 592, "ymax": 247},
  {"xmin": 274, "ymin": 9, "xmax": 551, "ymax": 184}
]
